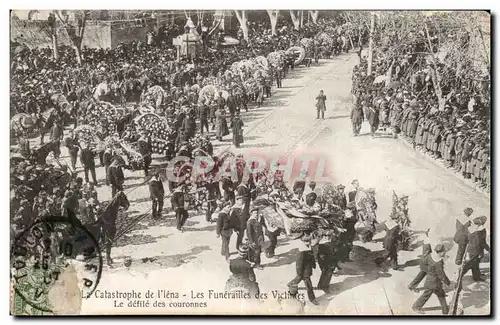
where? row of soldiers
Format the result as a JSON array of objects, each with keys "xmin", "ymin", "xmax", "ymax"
[{"xmin": 352, "ymin": 62, "xmax": 490, "ymax": 191}]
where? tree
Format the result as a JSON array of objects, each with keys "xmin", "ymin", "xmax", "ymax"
[
  {"xmin": 266, "ymin": 10, "xmax": 279, "ymax": 36},
  {"xmin": 234, "ymin": 10, "xmax": 249, "ymax": 41},
  {"xmin": 55, "ymin": 10, "xmax": 90, "ymax": 65},
  {"xmin": 289, "ymin": 10, "xmax": 301, "ymax": 30},
  {"xmin": 309, "ymin": 10, "xmax": 319, "ymax": 24}
]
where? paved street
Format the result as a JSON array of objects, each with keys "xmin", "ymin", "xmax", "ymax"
[{"xmin": 44, "ymin": 52, "xmax": 489, "ymax": 315}]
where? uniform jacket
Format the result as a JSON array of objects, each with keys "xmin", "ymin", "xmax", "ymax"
[
  {"xmin": 216, "ymin": 211, "xmax": 232, "ymax": 237},
  {"xmin": 467, "ymin": 227, "xmax": 489, "ymax": 257},
  {"xmin": 383, "ymin": 219, "xmax": 401, "ymax": 250},
  {"xmin": 149, "ymin": 178, "xmax": 165, "ymax": 200},
  {"xmin": 229, "ymin": 257, "xmax": 256, "ymax": 282},
  {"xmin": 80, "ymin": 148, "xmax": 96, "ymax": 167},
  {"xmin": 422, "ymin": 253, "xmax": 451, "ymax": 290},
  {"xmin": 246, "ymin": 217, "xmax": 265, "ymax": 247},
  {"xmin": 453, "ymin": 215, "xmax": 471, "ymax": 245},
  {"xmin": 107, "ymin": 163, "xmax": 124, "ymax": 187},
  {"xmin": 170, "ymin": 191, "xmax": 185, "ymax": 210}
]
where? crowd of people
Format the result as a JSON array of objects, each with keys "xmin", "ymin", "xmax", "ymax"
[{"xmin": 351, "ymin": 47, "xmax": 490, "ymax": 191}]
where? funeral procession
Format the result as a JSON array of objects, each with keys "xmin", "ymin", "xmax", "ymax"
[{"xmin": 9, "ymin": 9, "xmax": 490, "ymax": 316}]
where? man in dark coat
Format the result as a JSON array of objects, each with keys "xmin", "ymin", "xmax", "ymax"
[
  {"xmin": 198, "ymin": 102, "xmax": 210, "ymax": 135},
  {"xmin": 171, "ymin": 184, "xmax": 188, "ymax": 231},
  {"xmin": 316, "ymin": 231, "xmax": 336, "ymax": 293},
  {"xmin": 49, "ymin": 118, "xmax": 64, "ymax": 159},
  {"xmin": 350, "ymin": 102, "xmax": 364, "ymax": 136},
  {"xmin": 137, "ymin": 130, "xmax": 152, "ymax": 177},
  {"xmin": 412, "ymin": 244, "xmax": 452, "ymax": 314},
  {"xmin": 366, "ymin": 105, "xmax": 380, "ymax": 138},
  {"xmin": 231, "ymin": 113, "xmax": 244, "ymax": 148},
  {"xmin": 462, "ymin": 216, "xmax": 490, "ymax": 282},
  {"xmin": 205, "ymin": 176, "xmax": 219, "ymax": 222},
  {"xmin": 80, "ymin": 142, "xmax": 97, "ymax": 185},
  {"xmin": 216, "ymin": 203, "xmax": 232, "ymax": 260},
  {"xmin": 107, "ymin": 156, "xmax": 125, "ymax": 198},
  {"xmin": 275, "ymin": 69, "xmax": 282, "ymax": 88},
  {"xmin": 216, "ymin": 92, "xmax": 226, "ymax": 110},
  {"xmin": 453, "ymin": 207, "xmax": 473, "ymax": 265},
  {"xmin": 148, "ymin": 172, "xmax": 164, "ymax": 219},
  {"xmin": 64, "ymin": 131, "xmax": 79, "ymax": 170},
  {"xmin": 221, "ymin": 176, "xmax": 236, "ymax": 205},
  {"xmin": 246, "ymin": 208, "xmax": 265, "ymax": 269},
  {"xmin": 226, "ymin": 90, "xmax": 238, "ymax": 120},
  {"xmin": 288, "ymin": 231, "xmax": 319, "ymax": 305},
  {"xmin": 375, "ymin": 213, "xmax": 401, "ymax": 269},
  {"xmin": 226, "ymin": 244, "xmax": 259, "ymax": 296},
  {"xmin": 408, "ymin": 237, "xmax": 432, "ymax": 291}
]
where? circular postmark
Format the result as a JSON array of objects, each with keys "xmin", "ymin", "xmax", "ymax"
[{"xmin": 10, "ymin": 215, "xmax": 103, "ymax": 313}]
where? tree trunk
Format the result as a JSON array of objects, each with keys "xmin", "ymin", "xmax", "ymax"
[
  {"xmin": 234, "ymin": 10, "xmax": 249, "ymax": 41},
  {"xmin": 74, "ymin": 45, "xmax": 82, "ymax": 65},
  {"xmin": 290, "ymin": 11, "xmax": 300, "ymax": 30},
  {"xmin": 309, "ymin": 10, "xmax": 319, "ymax": 24},
  {"xmin": 266, "ymin": 10, "xmax": 279, "ymax": 36},
  {"xmin": 51, "ymin": 33, "xmax": 59, "ymax": 60},
  {"xmin": 424, "ymin": 21, "xmax": 446, "ymax": 112},
  {"xmin": 300, "ymin": 10, "xmax": 304, "ymax": 29}
]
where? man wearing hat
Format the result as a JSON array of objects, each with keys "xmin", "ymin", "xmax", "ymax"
[
  {"xmin": 461, "ymin": 216, "xmax": 489, "ymax": 282},
  {"xmin": 412, "ymin": 243, "xmax": 452, "ymax": 315},
  {"xmin": 347, "ymin": 179, "xmax": 360, "ymax": 204},
  {"xmin": 108, "ymin": 155, "xmax": 125, "ymax": 198},
  {"xmin": 80, "ymin": 142, "xmax": 97, "ymax": 185},
  {"xmin": 197, "ymin": 101, "xmax": 210, "ymax": 135},
  {"xmin": 171, "ymin": 184, "xmax": 188, "ymax": 232},
  {"xmin": 149, "ymin": 172, "xmax": 165, "ymax": 220},
  {"xmin": 246, "ymin": 207, "xmax": 265, "ymax": 269},
  {"xmin": 227, "ymin": 244, "xmax": 259, "ymax": 296},
  {"xmin": 137, "ymin": 130, "xmax": 152, "ymax": 177},
  {"xmin": 375, "ymin": 212, "xmax": 402, "ymax": 270},
  {"xmin": 216, "ymin": 202, "xmax": 233, "ymax": 261},
  {"xmin": 453, "ymin": 207, "xmax": 473, "ymax": 265}
]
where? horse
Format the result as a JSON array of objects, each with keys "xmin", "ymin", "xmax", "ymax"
[{"xmin": 95, "ymin": 191, "xmax": 130, "ymax": 266}]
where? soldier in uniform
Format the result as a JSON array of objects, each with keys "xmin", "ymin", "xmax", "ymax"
[
  {"xmin": 138, "ymin": 130, "xmax": 152, "ymax": 177},
  {"xmin": 216, "ymin": 202, "xmax": 232, "ymax": 261},
  {"xmin": 246, "ymin": 207, "xmax": 265, "ymax": 269},
  {"xmin": 149, "ymin": 172, "xmax": 165, "ymax": 220},
  {"xmin": 80, "ymin": 142, "xmax": 97, "ymax": 185},
  {"xmin": 171, "ymin": 184, "xmax": 188, "ymax": 232},
  {"xmin": 65, "ymin": 131, "xmax": 79, "ymax": 171},
  {"xmin": 288, "ymin": 231, "xmax": 319, "ymax": 305},
  {"xmin": 453, "ymin": 207, "xmax": 473, "ymax": 265},
  {"xmin": 412, "ymin": 244, "xmax": 452, "ymax": 315},
  {"xmin": 375, "ymin": 212, "xmax": 402, "ymax": 270},
  {"xmin": 462, "ymin": 215, "xmax": 489, "ymax": 282},
  {"xmin": 107, "ymin": 156, "xmax": 125, "ymax": 198},
  {"xmin": 221, "ymin": 175, "xmax": 236, "ymax": 205},
  {"xmin": 226, "ymin": 244, "xmax": 260, "ymax": 296},
  {"xmin": 350, "ymin": 100, "xmax": 364, "ymax": 136},
  {"xmin": 49, "ymin": 117, "xmax": 64, "ymax": 160},
  {"xmin": 198, "ymin": 100, "xmax": 210, "ymax": 135}
]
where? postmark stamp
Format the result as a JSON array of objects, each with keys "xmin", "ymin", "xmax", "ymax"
[{"xmin": 10, "ymin": 214, "xmax": 103, "ymax": 314}]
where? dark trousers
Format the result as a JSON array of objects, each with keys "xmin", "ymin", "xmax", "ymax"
[
  {"xmin": 265, "ymin": 229, "xmax": 280, "ymax": 257},
  {"xmin": 455, "ymin": 243, "xmax": 467, "ymax": 265},
  {"xmin": 236, "ymin": 230, "xmax": 245, "ymax": 251},
  {"xmin": 265, "ymin": 86, "xmax": 271, "ymax": 98},
  {"xmin": 248, "ymin": 245, "xmax": 262, "ymax": 266},
  {"xmin": 380, "ymin": 246, "xmax": 398, "ymax": 266},
  {"xmin": 462, "ymin": 255, "xmax": 482, "ymax": 281},
  {"xmin": 370, "ymin": 124, "xmax": 378, "ymax": 135},
  {"xmin": 200, "ymin": 118, "xmax": 209, "ymax": 134},
  {"xmin": 99, "ymin": 151, "xmax": 104, "ymax": 166},
  {"xmin": 224, "ymin": 190, "xmax": 235, "ymax": 205},
  {"xmin": 152, "ymin": 198, "xmax": 164, "ymax": 219},
  {"xmin": 288, "ymin": 276, "xmax": 315, "ymax": 302},
  {"xmin": 84, "ymin": 166, "xmax": 97, "ymax": 184},
  {"xmin": 221, "ymin": 234, "xmax": 231, "ymax": 259},
  {"xmin": 276, "ymin": 78, "xmax": 282, "ymax": 88},
  {"xmin": 317, "ymin": 109, "xmax": 324, "ymax": 119},
  {"xmin": 206, "ymin": 200, "xmax": 216, "ymax": 222},
  {"xmin": 413, "ymin": 288, "xmax": 449, "ymax": 314},
  {"xmin": 69, "ymin": 150, "xmax": 78, "ymax": 170},
  {"xmin": 317, "ymin": 268, "xmax": 334, "ymax": 292},
  {"xmin": 409, "ymin": 271, "xmax": 426, "ymax": 288},
  {"xmin": 175, "ymin": 208, "xmax": 188, "ymax": 230}
]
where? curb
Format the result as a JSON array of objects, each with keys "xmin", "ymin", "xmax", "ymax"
[{"xmin": 396, "ymin": 136, "xmax": 490, "ymax": 200}]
